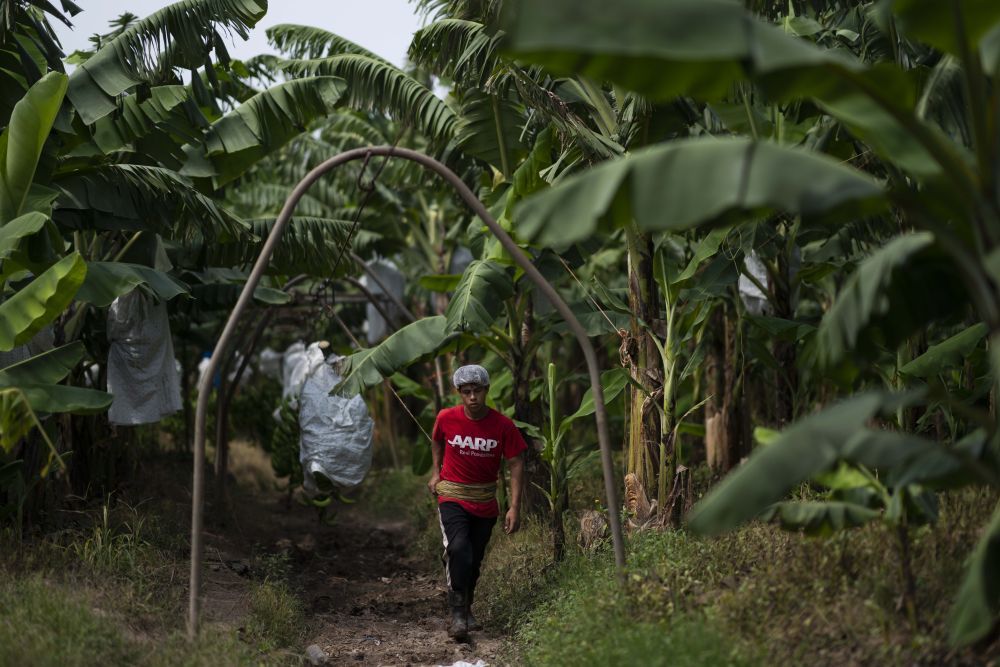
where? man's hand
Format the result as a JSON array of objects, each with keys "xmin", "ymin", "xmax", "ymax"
[
  {"xmin": 504, "ymin": 506, "xmax": 520, "ymax": 534},
  {"xmin": 427, "ymin": 472, "xmax": 440, "ymax": 496}
]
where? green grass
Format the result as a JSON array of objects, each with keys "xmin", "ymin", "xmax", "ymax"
[
  {"xmin": 0, "ymin": 576, "xmax": 276, "ymax": 667},
  {"xmin": 0, "ymin": 577, "xmax": 135, "ymax": 667},
  {"xmin": 478, "ymin": 520, "xmax": 758, "ymax": 666},
  {"xmin": 139, "ymin": 628, "xmax": 264, "ymax": 667}
]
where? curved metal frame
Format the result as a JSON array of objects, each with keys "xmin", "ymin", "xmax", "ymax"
[{"xmin": 188, "ymin": 146, "xmax": 625, "ymax": 637}]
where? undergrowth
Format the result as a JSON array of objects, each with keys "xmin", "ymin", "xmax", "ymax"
[
  {"xmin": 476, "ymin": 484, "xmax": 1000, "ymax": 666},
  {"xmin": 0, "ymin": 485, "xmax": 303, "ymax": 666}
]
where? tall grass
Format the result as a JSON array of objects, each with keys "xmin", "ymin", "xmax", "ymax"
[{"xmin": 71, "ymin": 501, "xmax": 150, "ymax": 574}]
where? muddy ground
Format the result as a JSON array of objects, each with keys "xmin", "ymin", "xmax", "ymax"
[{"xmin": 196, "ymin": 447, "xmax": 506, "ymax": 666}]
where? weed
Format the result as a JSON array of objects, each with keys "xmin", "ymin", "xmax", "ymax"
[
  {"xmin": 0, "ymin": 575, "xmax": 281, "ymax": 667},
  {"xmin": 243, "ymin": 579, "xmax": 306, "ymax": 652},
  {"xmin": 253, "ymin": 549, "xmax": 293, "ymax": 582},
  {"xmin": 510, "ymin": 543, "xmax": 757, "ymax": 666},
  {"xmin": 140, "ymin": 627, "xmax": 266, "ymax": 667},
  {"xmin": 71, "ymin": 501, "xmax": 150, "ymax": 576}
]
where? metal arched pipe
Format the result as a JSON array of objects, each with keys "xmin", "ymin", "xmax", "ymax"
[{"xmin": 188, "ymin": 146, "xmax": 625, "ymax": 638}]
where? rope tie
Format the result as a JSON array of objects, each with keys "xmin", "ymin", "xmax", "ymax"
[{"xmin": 435, "ymin": 480, "xmax": 497, "ymax": 503}]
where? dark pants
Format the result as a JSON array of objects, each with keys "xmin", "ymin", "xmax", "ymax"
[{"xmin": 438, "ymin": 501, "xmax": 496, "ymax": 598}]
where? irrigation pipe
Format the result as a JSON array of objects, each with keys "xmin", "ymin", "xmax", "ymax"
[{"xmin": 189, "ymin": 146, "xmax": 626, "ymax": 638}]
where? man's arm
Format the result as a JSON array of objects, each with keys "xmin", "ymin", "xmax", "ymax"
[
  {"xmin": 504, "ymin": 453, "xmax": 524, "ymax": 534},
  {"xmin": 428, "ymin": 439, "xmax": 444, "ymax": 495}
]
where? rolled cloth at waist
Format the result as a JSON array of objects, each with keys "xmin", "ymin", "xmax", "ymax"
[{"xmin": 435, "ymin": 480, "xmax": 497, "ymax": 503}]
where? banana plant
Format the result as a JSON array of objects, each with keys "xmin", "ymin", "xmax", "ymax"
[
  {"xmin": 753, "ymin": 423, "xmax": 945, "ymax": 627},
  {"xmin": 0, "ymin": 342, "xmax": 112, "ymax": 535},
  {"xmin": 65, "ymin": 0, "xmax": 267, "ymax": 125},
  {"xmin": 0, "ymin": 71, "xmax": 112, "ymax": 515},
  {"xmin": 275, "ymin": 30, "xmax": 458, "ymax": 147},
  {"xmin": 517, "ymin": 363, "xmax": 633, "ymax": 561},
  {"xmin": 503, "ymin": 0, "xmax": 1000, "ymax": 645}
]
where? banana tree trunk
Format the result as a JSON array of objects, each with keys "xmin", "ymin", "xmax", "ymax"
[
  {"xmin": 705, "ymin": 306, "xmax": 725, "ymax": 471},
  {"xmin": 379, "ymin": 379, "xmax": 401, "ymax": 469},
  {"xmin": 705, "ymin": 301, "xmax": 749, "ymax": 472},
  {"xmin": 625, "ymin": 224, "xmax": 662, "ymax": 497},
  {"xmin": 773, "ymin": 250, "xmax": 796, "ymax": 425},
  {"xmin": 723, "ymin": 301, "xmax": 750, "ymax": 470},
  {"xmin": 511, "ymin": 294, "xmax": 548, "ymax": 515}
]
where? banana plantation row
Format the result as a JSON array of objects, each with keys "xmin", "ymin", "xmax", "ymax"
[{"xmin": 2, "ymin": 0, "xmax": 999, "ymax": 654}]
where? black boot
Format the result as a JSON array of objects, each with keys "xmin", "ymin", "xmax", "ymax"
[
  {"xmin": 447, "ymin": 589, "xmax": 469, "ymax": 641},
  {"xmin": 466, "ymin": 589, "xmax": 482, "ymax": 631}
]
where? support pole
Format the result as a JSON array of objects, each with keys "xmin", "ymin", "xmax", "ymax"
[{"xmin": 188, "ymin": 146, "xmax": 625, "ymax": 638}]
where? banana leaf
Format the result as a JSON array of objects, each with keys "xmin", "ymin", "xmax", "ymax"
[
  {"xmin": 76, "ymin": 261, "xmax": 189, "ymax": 307},
  {"xmin": 0, "ymin": 341, "xmax": 86, "ymax": 386},
  {"xmin": 762, "ymin": 500, "xmax": 880, "ymax": 536},
  {"xmin": 0, "ymin": 212, "xmax": 48, "ymax": 264},
  {"xmin": 900, "ymin": 324, "xmax": 988, "ymax": 379},
  {"xmin": 688, "ymin": 391, "xmax": 921, "ymax": 535},
  {"xmin": 445, "ymin": 260, "xmax": 515, "ymax": 332},
  {"xmin": 515, "ymin": 137, "xmax": 885, "ymax": 248},
  {"xmin": 67, "ymin": 0, "xmax": 266, "ymax": 124},
  {"xmin": 0, "ymin": 253, "xmax": 86, "ymax": 352},
  {"xmin": 0, "ymin": 72, "xmax": 67, "ymax": 222},
  {"xmin": 334, "ymin": 316, "xmax": 451, "ymax": 396},
  {"xmin": 950, "ymin": 499, "xmax": 1000, "ymax": 645},
  {"xmin": 818, "ymin": 233, "xmax": 967, "ymax": 365}
]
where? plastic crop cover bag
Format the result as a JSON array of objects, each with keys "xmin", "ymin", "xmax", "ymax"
[
  {"xmin": 280, "ymin": 341, "xmax": 317, "ymax": 406},
  {"xmin": 269, "ymin": 341, "xmax": 321, "ymax": 422},
  {"xmin": 298, "ymin": 352, "xmax": 374, "ymax": 493},
  {"xmin": 362, "ymin": 258, "xmax": 405, "ymax": 344},
  {"xmin": 107, "ymin": 290, "xmax": 182, "ymax": 425},
  {"xmin": 258, "ymin": 347, "xmax": 282, "ymax": 381}
]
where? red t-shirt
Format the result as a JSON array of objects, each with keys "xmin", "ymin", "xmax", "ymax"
[{"xmin": 432, "ymin": 405, "xmax": 527, "ymax": 517}]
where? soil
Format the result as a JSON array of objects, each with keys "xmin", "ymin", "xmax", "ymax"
[{"xmin": 195, "ymin": 445, "xmax": 506, "ymax": 667}]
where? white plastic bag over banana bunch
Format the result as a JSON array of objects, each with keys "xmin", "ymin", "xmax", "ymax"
[
  {"xmin": 107, "ymin": 290, "xmax": 182, "ymax": 425},
  {"xmin": 297, "ymin": 351, "xmax": 374, "ymax": 494}
]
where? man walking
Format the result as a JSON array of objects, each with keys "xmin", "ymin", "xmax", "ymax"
[{"xmin": 428, "ymin": 364, "xmax": 526, "ymax": 641}]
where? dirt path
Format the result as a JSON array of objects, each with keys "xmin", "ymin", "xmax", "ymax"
[
  {"xmin": 299, "ymin": 512, "xmax": 505, "ymax": 666},
  {"xmin": 198, "ymin": 462, "xmax": 506, "ymax": 666}
]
